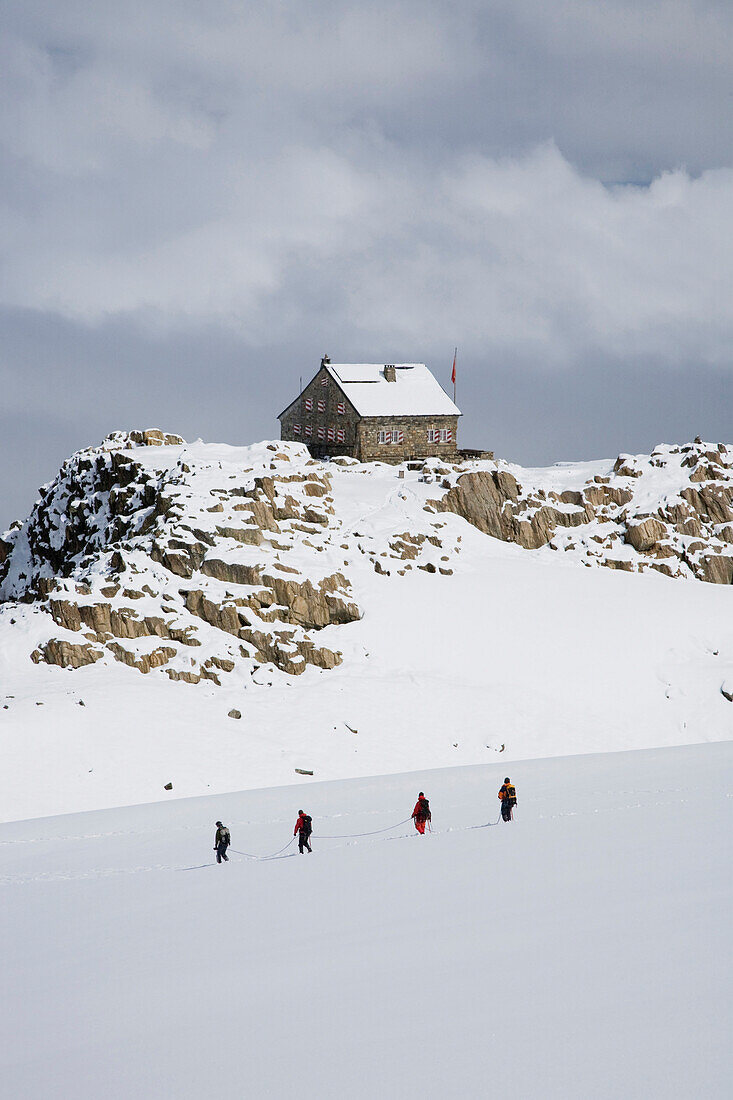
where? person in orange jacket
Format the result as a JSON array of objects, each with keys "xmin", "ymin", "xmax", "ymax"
[
  {"xmin": 498, "ymin": 778, "xmax": 517, "ymax": 822},
  {"xmin": 294, "ymin": 810, "xmax": 313, "ymax": 853},
  {"xmin": 411, "ymin": 792, "xmax": 431, "ymax": 834}
]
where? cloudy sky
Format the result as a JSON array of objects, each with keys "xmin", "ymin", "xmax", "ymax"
[{"xmin": 2, "ymin": 0, "xmax": 732, "ymax": 527}]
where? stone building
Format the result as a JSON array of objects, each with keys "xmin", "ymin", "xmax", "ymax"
[{"xmin": 278, "ymin": 358, "xmax": 461, "ymax": 462}]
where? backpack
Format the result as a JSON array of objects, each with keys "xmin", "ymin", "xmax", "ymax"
[
  {"xmin": 504, "ymin": 785, "xmax": 516, "ymax": 805},
  {"xmin": 302, "ymin": 815, "xmax": 312, "ymax": 836},
  {"xmin": 219, "ymin": 827, "xmax": 230, "ymax": 844}
]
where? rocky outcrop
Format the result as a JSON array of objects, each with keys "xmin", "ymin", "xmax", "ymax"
[
  {"xmin": 431, "ymin": 440, "xmax": 733, "ymax": 583},
  {"xmin": 200, "ymin": 559, "xmax": 263, "ymax": 586},
  {"xmin": 31, "ymin": 639, "xmax": 103, "ymax": 669},
  {"xmin": 1, "ymin": 434, "xmax": 364, "ymax": 684},
  {"xmin": 241, "ymin": 627, "xmax": 342, "ymax": 676},
  {"xmin": 184, "ymin": 590, "xmax": 244, "ymax": 637},
  {"xmin": 4, "ymin": 433, "xmax": 732, "ymax": 694},
  {"xmin": 432, "ymin": 470, "xmax": 518, "ymax": 541},
  {"xmin": 124, "ymin": 429, "xmax": 184, "ymax": 447},
  {"xmin": 260, "ymin": 572, "xmax": 360, "ymax": 630},
  {"xmin": 106, "ymin": 642, "xmax": 177, "ymax": 673},
  {"xmin": 433, "ymin": 470, "xmax": 594, "ymax": 550}
]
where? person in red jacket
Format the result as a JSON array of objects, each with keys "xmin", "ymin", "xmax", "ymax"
[
  {"xmin": 294, "ymin": 810, "xmax": 313, "ymax": 853},
  {"xmin": 411, "ymin": 792, "xmax": 431, "ymax": 834}
]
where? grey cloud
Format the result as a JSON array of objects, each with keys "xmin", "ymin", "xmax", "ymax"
[{"xmin": 1, "ymin": 1, "xmax": 732, "ymax": 527}]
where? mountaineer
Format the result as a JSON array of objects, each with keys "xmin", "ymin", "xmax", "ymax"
[
  {"xmin": 411, "ymin": 792, "xmax": 431, "ymax": 834},
  {"xmin": 214, "ymin": 821, "xmax": 231, "ymax": 863},
  {"xmin": 498, "ymin": 779, "xmax": 517, "ymax": 822},
  {"xmin": 294, "ymin": 810, "xmax": 313, "ymax": 853}
]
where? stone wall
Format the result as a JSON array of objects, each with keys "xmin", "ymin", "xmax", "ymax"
[
  {"xmin": 280, "ymin": 366, "xmax": 359, "ymax": 459},
  {"xmin": 357, "ymin": 416, "xmax": 459, "ymax": 463}
]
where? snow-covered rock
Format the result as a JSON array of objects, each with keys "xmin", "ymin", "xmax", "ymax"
[
  {"xmin": 1, "ymin": 431, "xmax": 732, "ymax": 821},
  {"xmin": 434, "ymin": 439, "xmax": 733, "ymax": 581},
  {"xmin": 0, "ymin": 433, "xmax": 362, "ymax": 682}
]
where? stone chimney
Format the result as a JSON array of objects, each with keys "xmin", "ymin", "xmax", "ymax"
[{"xmin": 384, "ymin": 364, "xmax": 396, "ymax": 382}]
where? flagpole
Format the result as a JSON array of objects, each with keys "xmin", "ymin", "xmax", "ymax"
[{"xmin": 452, "ymin": 347, "xmax": 457, "ymax": 404}]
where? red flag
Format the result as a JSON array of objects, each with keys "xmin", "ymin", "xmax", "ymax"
[{"xmin": 451, "ymin": 350, "xmax": 456, "ymax": 386}]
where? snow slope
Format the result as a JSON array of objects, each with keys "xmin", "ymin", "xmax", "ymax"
[
  {"xmin": 1, "ymin": 531, "xmax": 732, "ymax": 822},
  {"xmin": 1, "ymin": 435, "xmax": 732, "ymax": 822},
  {"xmin": 1, "ymin": 741, "xmax": 731, "ymax": 1099}
]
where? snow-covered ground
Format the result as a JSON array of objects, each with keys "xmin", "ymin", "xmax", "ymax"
[
  {"xmin": 1, "ymin": 740, "xmax": 730, "ymax": 1099},
  {"xmin": 2, "ymin": 535, "xmax": 732, "ymax": 822},
  {"xmin": 1, "ymin": 437, "xmax": 732, "ymax": 822}
]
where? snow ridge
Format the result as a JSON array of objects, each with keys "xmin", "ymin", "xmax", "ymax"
[{"xmin": 1, "ymin": 432, "xmax": 732, "ymax": 693}]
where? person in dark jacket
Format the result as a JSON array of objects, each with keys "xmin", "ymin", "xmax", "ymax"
[
  {"xmin": 411, "ymin": 792, "xmax": 431, "ymax": 834},
  {"xmin": 294, "ymin": 810, "xmax": 313, "ymax": 853},
  {"xmin": 214, "ymin": 821, "xmax": 231, "ymax": 862},
  {"xmin": 498, "ymin": 779, "xmax": 517, "ymax": 822}
]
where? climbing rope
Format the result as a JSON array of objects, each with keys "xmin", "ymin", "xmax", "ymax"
[
  {"xmin": 313, "ymin": 815, "xmax": 413, "ymax": 839},
  {"xmin": 229, "ymin": 836, "xmax": 297, "ymax": 860},
  {"xmin": 228, "ymin": 808, "xmax": 508, "ymax": 860}
]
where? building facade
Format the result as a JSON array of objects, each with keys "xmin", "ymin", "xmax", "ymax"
[{"xmin": 278, "ymin": 360, "xmax": 461, "ymax": 463}]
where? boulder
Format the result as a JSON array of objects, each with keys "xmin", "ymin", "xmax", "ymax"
[
  {"xmin": 216, "ymin": 525, "xmax": 263, "ymax": 546},
  {"xmin": 109, "ymin": 550, "xmax": 127, "ymax": 573},
  {"xmin": 303, "ymin": 482, "xmax": 328, "ymax": 497},
  {"xmin": 150, "ymin": 543, "xmax": 194, "ymax": 579},
  {"xmin": 124, "ymin": 429, "xmax": 185, "ymax": 447},
  {"xmin": 433, "ymin": 470, "xmax": 518, "ymax": 540},
  {"xmin": 209, "ymin": 656, "xmax": 235, "ymax": 673},
  {"xmin": 613, "ymin": 455, "xmax": 643, "ymax": 478},
  {"xmin": 48, "ymin": 600, "xmax": 83, "ymax": 632},
  {"xmin": 240, "ymin": 626, "xmax": 341, "ymax": 675},
  {"xmin": 625, "ymin": 518, "xmax": 667, "ymax": 553},
  {"xmin": 698, "ymin": 554, "xmax": 733, "ymax": 585},
  {"xmin": 514, "ymin": 503, "xmax": 594, "ymax": 550},
  {"xmin": 200, "ymin": 559, "xmax": 263, "ymax": 586},
  {"xmin": 165, "ymin": 669, "xmax": 202, "ymax": 685},
  {"xmin": 601, "ymin": 559, "xmax": 634, "ymax": 572},
  {"xmin": 32, "ymin": 639, "xmax": 104, "ymax": 669},
  {"xmin": 584, "ymin": 485, "xmax": 633, "ymax": 507},
  {"xmin": 259, "ymin": 571, "xmax": 360, "ymax": 630},
  {"xmin": 106, "ymin": 642, "xmax": 177, "ymax": 673},
  {"xmin": 184, "ymin": 590, "xmax": 244, "ymax": 636}
]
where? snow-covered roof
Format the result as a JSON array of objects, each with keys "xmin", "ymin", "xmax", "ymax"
[{"xmin": 325, "ymin": 363, "xmax": 461, "ymax": 418}]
